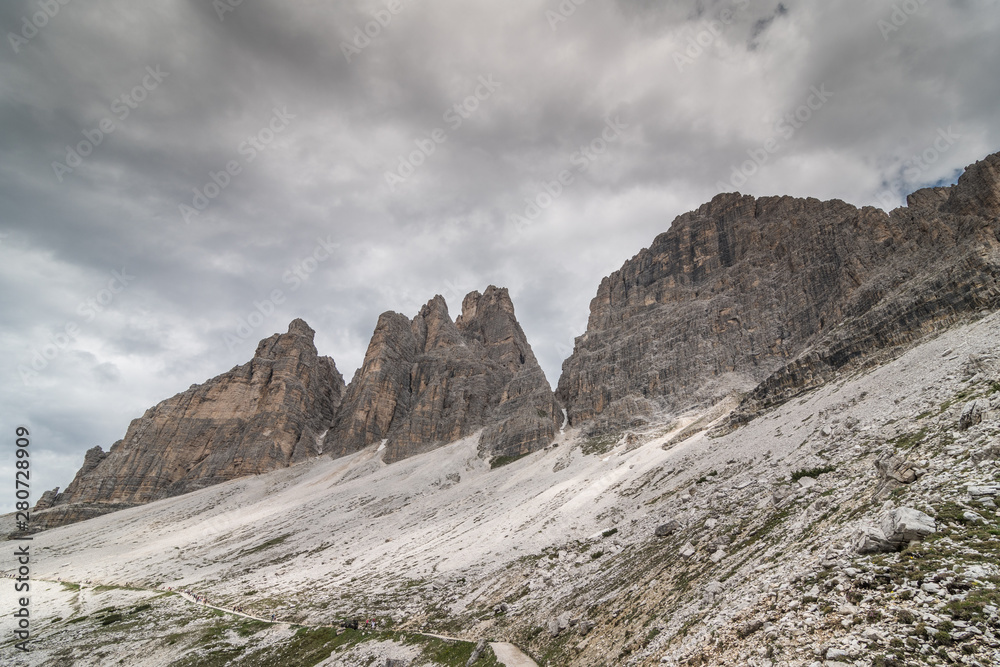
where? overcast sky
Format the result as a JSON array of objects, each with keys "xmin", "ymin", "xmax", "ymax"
[{"xmin": 1, "ymin": 0, "xmax": 998, "ymax": 512}]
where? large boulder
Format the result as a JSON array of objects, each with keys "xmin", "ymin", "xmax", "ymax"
[
  {"xmin": 655, "ymin": 520, "xmax": 682, "ymax": 537},
  {"xmin": 960, "ymin": 399, "xmax": 987, "ymax": 430},
  {"xmin": 881, "ymin": 507, "xmax": 936, "ymax": 546},
  {"xmin": 968, "ymin": 484, "xmax": 1000, "ymax": 508},
  {"xmin": 873, "ymin": 453, "xmax": 921, "ymax": 499},
  {"xmin": 854, "ymin": 524, "xmax": 893, "ymax": 554}
]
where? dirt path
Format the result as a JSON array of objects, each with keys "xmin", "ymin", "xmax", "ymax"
[
  {"xmin": 175, "ymin": 591, "xmax": 284, "ymax": 624},
  {"xmin": 412, "ymin": 631, "xmax": 538, "ymax": 666},
  {"xmin": 51, "ymin": 578, "xmax": 538, "ymax": 666},
  {"xmin": 490, "ymin": 642, "xmax": 539, "ymax": 667},
  {"xmin": 150, "ymin": 583, "xmax": 541, "ymax": 666}
]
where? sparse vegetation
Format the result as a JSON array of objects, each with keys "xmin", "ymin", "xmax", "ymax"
[
  {"xmin": 242, "ymin": 533, "xmax": 292, "ymax": 556},
  {"xmin": 582, "ymin": 434, "xmax": 618, "ymax": 456},
  {"xmin": 890, "ymin": 428, "xmax": 929, "ymax": 450},
  {"xmin": 790, "ymin": 465, "xmax": 835, "ymax": 482},
  {"xmin": 490, "ymin": 452, "xmax": 530, "ymax": 469}
]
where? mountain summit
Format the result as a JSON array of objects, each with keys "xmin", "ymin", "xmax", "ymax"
[
  {"xmin": 557, "ymin": 152, "xmax": 1000, "ymax": 434},
  {"xmin": 33, "ymin": 319, "xmax": 345, "ymax": 529},
  {"xmin": 325, "ymin": 285, "xmax": 560, "ymax": 463},
  {"xmin": 33, "ymin": 288, "xmax": 559, "ymax": 529}
]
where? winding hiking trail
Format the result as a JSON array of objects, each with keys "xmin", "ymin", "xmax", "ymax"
[
  {"xmin": 489, "ymin": 642, "xmax": 540, "ymax": 667},
  {"xmin": 415, "ymin": 632, "xmax": 538, "ymax": 667},
  {"xmin": 122, "ymin": 581, "xmax": 538, "ymax": 666}
]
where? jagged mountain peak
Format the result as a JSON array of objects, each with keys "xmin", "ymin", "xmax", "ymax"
[
  {"xmin": 559, "ymin": 150, "xmax": 1000, "ymax": 434},
  {"xmin": 32, "ymin": 319, "xmax": 345, "ymax": 530},
  {"xmin": 324, "ymin": 286, "xmax": 558, "ymax": 463}
]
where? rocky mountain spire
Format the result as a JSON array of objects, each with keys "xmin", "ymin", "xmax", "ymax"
[
  {"xmin": 324, "ymin": 286, "xmax": 560, "ymax": 462},
  {"xmin": 33, "ymin": 319, "xmax": 345, "ymax": 529}
]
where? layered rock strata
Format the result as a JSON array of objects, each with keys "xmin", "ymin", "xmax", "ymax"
[
  {"xmin": 557, "ymin": 152, "xmax": 1000, "ymax": 433},
  {"xmin": 324, "ymin": 286, "xmax": 560, "ymax": 462},
  {"xmin": 33, "ymin": 319, "xmax": 344, "ymax": 529}
]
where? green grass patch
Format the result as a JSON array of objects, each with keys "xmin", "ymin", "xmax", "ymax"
[
  {"xmin": 242, "ymin": 533, "xmax": 292, "ymax": 556},
  {"xmin": 890, "ymin": 428, "xmax": 928, "ymax": 450},
  {"xmin": 790, "ymin": 465, "xmax": 835, "ymax": 482},
  {"xmin": 235, "ymin": 619, "xmax": 270, "ymax": 637},
  {"xmin": 582, "ymin": 434, "xmax": 618, "ymax": 456},
  {"xmin": 490, "ymin": 452, "xmax": 530, "ymax": 469}
]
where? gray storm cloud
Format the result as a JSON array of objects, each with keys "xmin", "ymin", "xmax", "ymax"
[{"xmin": 1, "ymin": 0, "xmax": 998, "ymax": 511}]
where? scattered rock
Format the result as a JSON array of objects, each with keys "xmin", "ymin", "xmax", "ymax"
[{"xmin": 655, "ymin": 520, "xmax": 681, "ymax": 537}]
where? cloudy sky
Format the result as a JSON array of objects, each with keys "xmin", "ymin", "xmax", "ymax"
[{"xmin": 1, "ymin": 0, "xmax": 998, "ymax": 512}]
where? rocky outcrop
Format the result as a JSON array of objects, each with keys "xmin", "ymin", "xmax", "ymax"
[
  {"xmin": 33, "ymin": 319, "xmax": 344, "ymax": 530},
  {"xmin": 557, "ymin": 152, "xmax": 1000, "ymax": 433},
  {"xmin": 881, "ymin": 507, "xmax": 937, "ymax": 546},
  {"xmin": 324, "ymin": 286, "xmax": 559, "ymax": 462}
]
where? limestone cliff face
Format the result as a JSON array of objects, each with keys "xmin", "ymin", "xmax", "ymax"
[
  {"xmin": 324, "ymin": 286, "xmax": 560, "ymax": 462},
  {"xmin": 34, "ymin": 319, "xmax": 344, "ymax": 529},
  {"xmin": 557, "ymin": 152, "xmax": 1000, "ymax": 432}
]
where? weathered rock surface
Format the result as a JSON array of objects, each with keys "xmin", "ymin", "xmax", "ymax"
[
  {"xmin": 33, "ymin": 319, "xmax": 344, "ymax": 530},
  {"xmin": 654, "ymin": 520, "xmax": 681, "ymax": 537},
  {"xmin": 557, "ymin": 152, "xmax": 1000, "ymax": 432},
  {"xmin": 873, "ymin": 452, "xmax": 921, "ymax": 499},
  {"xmin": 881, "ymin": 507, "xmax": 936, "ymax": 546},
  {"xmin": 324, "ymin": 286, "xmax": 559, "ymax": 462},
  {"xmin": 961, "ymin": 399, "xmax": 987, "ymax": 430},
  {"xmin": 854, "ymin": 524, "xmax": 893, "ymax": 555}
]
